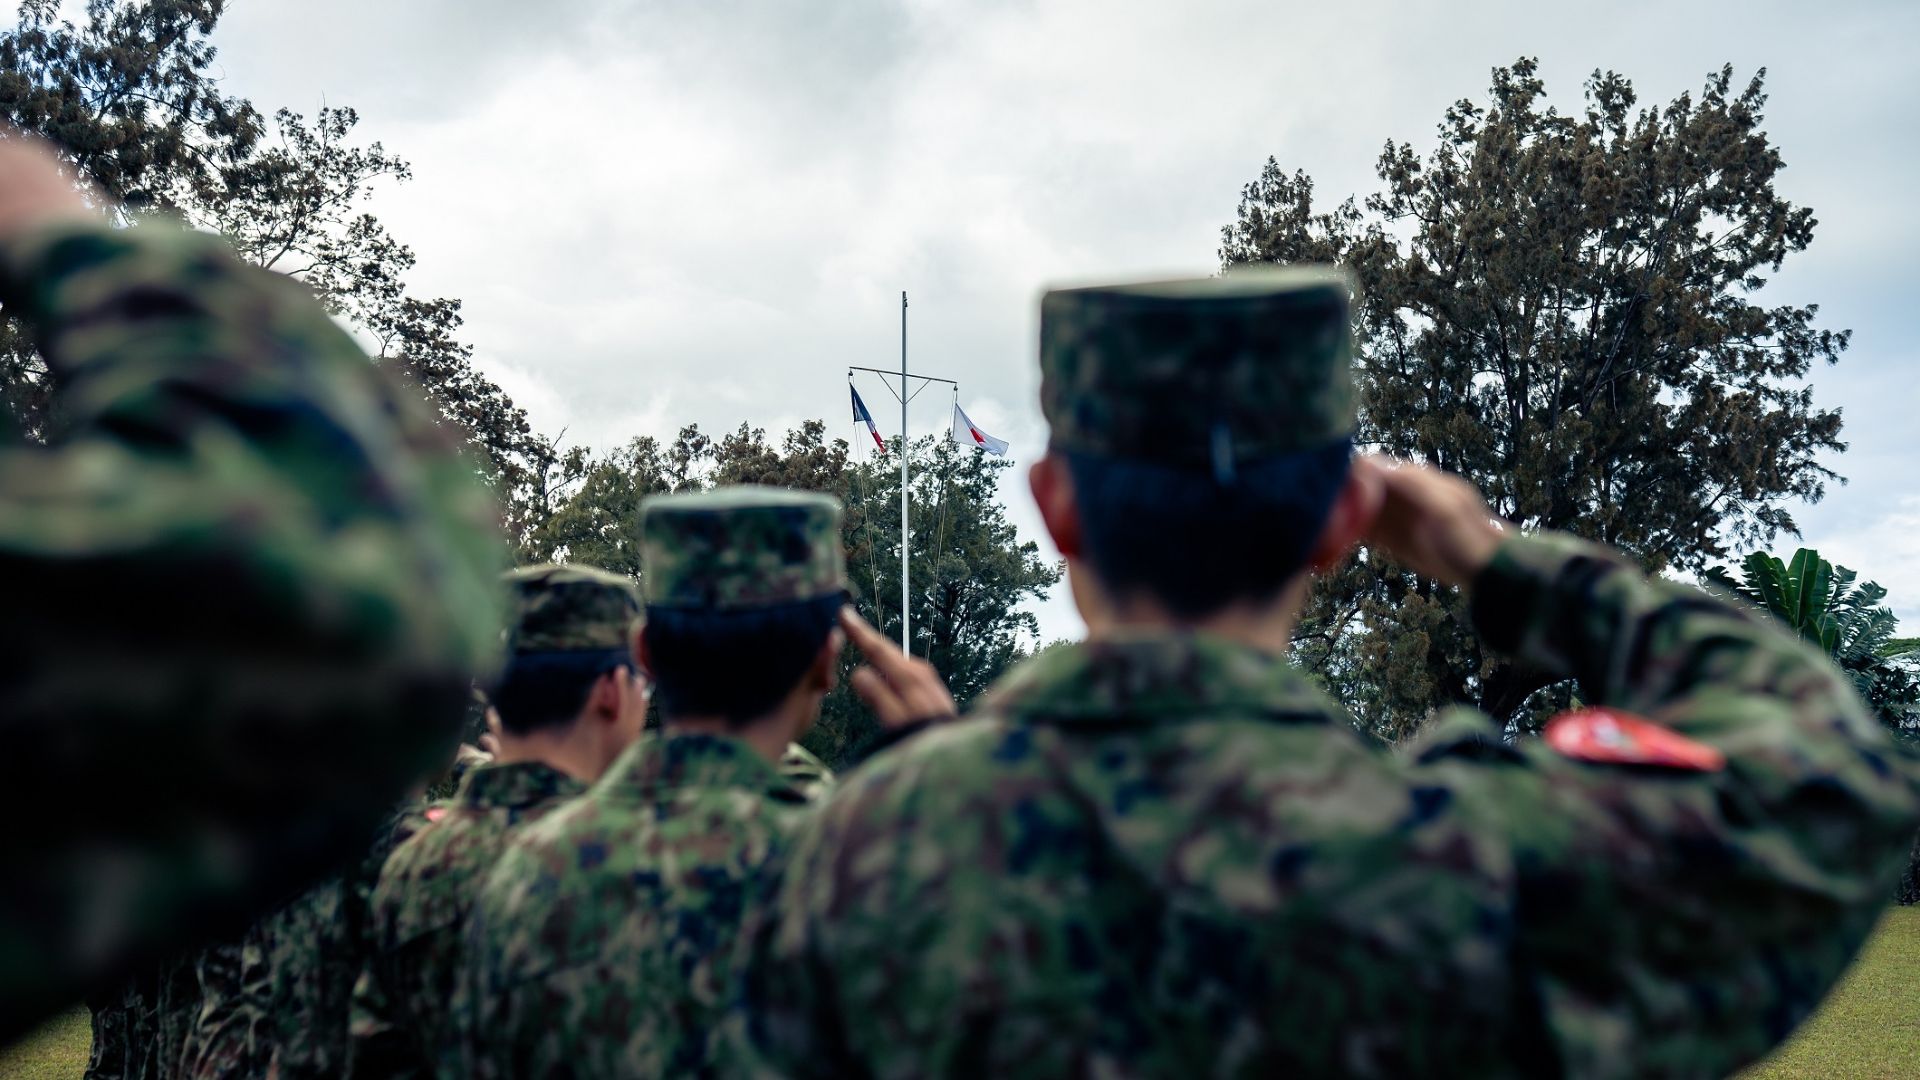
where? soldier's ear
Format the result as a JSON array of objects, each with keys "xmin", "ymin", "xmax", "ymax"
[
  {"xmin": 1029, "ymin": 454, "xmax": 1082, "ymax": 559},
  {"xmin": 634, "ymin": 625, "xmax": 658, "ymax": 682},
  {"xmin": 1306, "ymin": 457, "xmax": 1384, "ymax": 572},
  {"xmin": 811, "ymin": 628, "xmax": 846, "ymax": 692},
  {"xmin": 586, "ymin": 667, "xmax": 627, "ymax": 720}
]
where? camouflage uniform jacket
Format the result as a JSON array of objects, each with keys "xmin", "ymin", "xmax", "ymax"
[
  {"xmin": 730, "ymin": 533, "xmax": 1920, "ymax": 1079},
  {"xmin": 178, "ymin": 929, "xmax": 271, "ymax": 1080},
  {"xmin": 180, "ymin": 805, "xmax": 427, "ymax": 1080},
  {"xmin": 0, "ymin": 221, "xmax": 504, "ymax": 1038},
  {"xmin": 467, "ymin": 733, "xmax": 810, "ymax": 1079},
  {"xmin": 777, "ymin": 742, "xmax": 837, "ymax": 804},
  {"xmin": 348, "ymin": 761, "xmax": 585, "ymax": 1079},
  {"xmin": 89, "ymin": 952, "xmax": 199, "ymax": 1080},
  {"xmin": 83, "ymin": 975, "xmax": 141, "ymax": 1080}
]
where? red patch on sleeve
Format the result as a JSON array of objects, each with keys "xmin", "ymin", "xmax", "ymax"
[
  {"xmin": 424, "ymin": 806, "xmax": 447, "ymax": 823},
  {"xmin": 1543, "ymin": 708, "xmax": 1726, "ymax": 772}
]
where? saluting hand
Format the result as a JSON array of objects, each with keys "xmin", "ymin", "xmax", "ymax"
[
  {"xmin": 1353, "ymin": 456, "xmax": 1508, "ymax": 589},
  {"xmin": 840, "ymin": 607, "xmax": 958, "ymax": 731},
  {"xmin": 0, "ymin": 130, "xmax": 96, "ymax": 241}
]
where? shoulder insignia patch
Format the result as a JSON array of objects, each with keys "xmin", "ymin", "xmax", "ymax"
[{"xmin": 1543, "ymin": 707, "xmax": 1725, "ymax": 772}]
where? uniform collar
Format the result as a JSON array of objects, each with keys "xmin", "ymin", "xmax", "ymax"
[
  {"xmin": 600, "ymin": 731, "xmax": 803, "ymax": 803},
  {"xmin": 456, "ymin": 760, "xmax": 585, "ymax": 811},
  {"xmin": 978, "ymin": 631, "xmax": 1342, "ymax": 727}
]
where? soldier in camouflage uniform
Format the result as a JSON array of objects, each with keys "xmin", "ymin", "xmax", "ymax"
[
  {"xmin": 347, "ymin": 564, "xmax": 649, "ymax": 1079},
  {"xmin": 177, "ymin": 930, "xmax": 269, "ymax": 1080},
  {"xmin": 0, "ymin": 136, "xmax": 503, "ymax": 1038},
  {"xmin": 465, "ymin": 487, "xmax": 887, "ymax": 1078},
  {"xmin": 86, "ymin": 954, "xmax": 198, "ymax": 1080},
  {"xmin": 179, "ymin": 802, "xmax": 427, "ymax": 1080},
  {"xmin": 83, "ymin": 979, "xmax": 135, "ymax": 1080},
  {"xmin": 729, "ymin": 269, "xmax": 1920, "ymax": 1078}
]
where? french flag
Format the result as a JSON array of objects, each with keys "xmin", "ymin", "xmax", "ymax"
[
  {"xmin": 851, "ymin": 386, "xmax": 885, "ymax": 451},
  {"xmin": 951, "ymin": 403, "xmax": 1009, "ymax": 456}
]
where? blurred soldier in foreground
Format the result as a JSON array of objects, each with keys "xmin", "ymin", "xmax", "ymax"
[
  {"xmin": 730, "ymin": 270, "xmax": 1920, "ymax": 1077},
  {"xmin": 348, "ymin": 564, "xmax": 649, "ymax": 1078},
  {"xmin": 83, "ymin": 953, "xmax": 195, "ymax": 1079},
  {"xmin": 0, "ymin": 135, "xmax": 504, "ymax": 1037},
  {"xmin": 467, "ymin": 487, "xmax": 920, "ymax": 1078}
]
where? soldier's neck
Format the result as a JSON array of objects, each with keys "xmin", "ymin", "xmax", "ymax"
[
  {"xmin": 661, "ymin": 713, "xmax": 796, "ymax": 764},
  {"xmin": 490, "ymin": 727, "xmax": 612, "ymax": 784},
  {"xmin": 1075, "ymin": 572, "xmax": 1307, "ymax": 658}
]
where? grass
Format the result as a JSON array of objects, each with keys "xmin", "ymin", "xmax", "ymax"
[
  {"xmin": 3, "ymin": 909, "xmax": 1916, "ymax": 1077},
  {"xmin": 0, "ymin": 1006, "xmax": 89, "ymax": 1080},
  {"xmin": 1740, "ymin": 905, "xmax": 1920, "ymax": 1080}
]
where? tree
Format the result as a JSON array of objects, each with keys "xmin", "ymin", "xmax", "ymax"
[
  {"xmin": 1704, "ymin": 547, "xmax": 1920, "ymax": 905},
  {"xmin": 1221, "ymin": 59, "xmax": 1849, "ymax": 738},
  {"xmin": 522, "ymin": 421, "xmax": 1061, "ymax": 767},
  {"xmin": 814, "ymin": 435, "xmax": 1061, "ymax": 763},
  {"xmin": 1704, "ymin": 548, "xmax": 1920, "ymax": 739},
  {"xmin": 0, "ymin": 0, "xmax": 544, "ymax": 513}
]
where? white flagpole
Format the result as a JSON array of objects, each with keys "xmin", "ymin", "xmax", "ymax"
[{"xmin": 900, "ymin": 291, "xmax": 910, "ymax": 654}]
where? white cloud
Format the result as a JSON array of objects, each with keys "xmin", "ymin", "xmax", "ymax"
[
  {"xmin": 1804, "ymin": 496, "xmax": 1920, "ymax": 630},
  {"xmin": 203, "ymin": 0, "xmax": 1920, "ymax": 642}
]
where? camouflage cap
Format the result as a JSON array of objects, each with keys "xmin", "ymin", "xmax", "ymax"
[
  {"xmin": 639, "ymin": 486, "xmax": 846, "ymax": 612},
  {"xmin": 1039, "ymin": 265, "xmax": 1356, "ymax": 474},
  {"xmin": 502, "ymin": 564, "xmax": 642, "ymax": 653}
]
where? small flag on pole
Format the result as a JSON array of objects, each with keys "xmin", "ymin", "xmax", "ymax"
[
  {"xmin": 951, "ymin": 403, "xmax": 1009, "ymax": 456},
  {"xmin": 851, "ymin": 385, "xmax": 885, "ymax": 451}
]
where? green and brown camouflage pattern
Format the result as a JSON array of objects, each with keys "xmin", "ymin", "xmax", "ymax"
[
  {"xmin": 265, "ymin": 805, "xmax": 429, "ymax": 1080},
  {"xmin": 178, "ymin": 930, "xmax": 270, "ymax": 1080},
  {"xmin": 504, "ymin": 564, "xmax": 642, "ymax": 654},
  {"xmin": 465, "ymin": 734, "xmax": 810, "ymax": 1078},
  {"xmin": 87, "ymin": 952, "xmax": 197, "ymax": 1080},
  {"xmin": 639, "ymin": 486, "xmax": 845, "ymax": 611},
  {"xmin": 180, "ymin": 804, "xmax": 427, "ymax": 1080},
  {"xmin": 777, "ymin": 741, "xmax": 837, "ymax": 804},
  {"xmin": 348, "ymin": 761, "xmax": 584, "ymax": 1080},
  {"xmin": 1039, "ymin": 266, "xmax": 1356, "ymax": 468},
  {"xmin": 82, "ymin": 976, "xmax": 140, "ymax": 1080},
  {"xmin": 0, "ymin": 219, "xmax": 506, "ymax": 1037},
  {"xmin": 728, "ymin": 532, "xmax": 1920, "ymax": 1079}
]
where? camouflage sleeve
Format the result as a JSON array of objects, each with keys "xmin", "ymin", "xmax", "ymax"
[
  {"xmin": 177, "ymin": 935, "xmax": 273, "ymax": 1080},
  {"xmin": 83, "ymin": 981, "xmax": 128, "ymax": 1080},
  {"xmin": 1433, "ymin": 531, "xmax": 1920, "ymax": 1077},
  {"xmin": 346, "ymin": 954, "xmax": 419, "ymax": 1080},
  {"xmin": 0, "ymin": 221, "xmax": 506, "ymax": 1037}
]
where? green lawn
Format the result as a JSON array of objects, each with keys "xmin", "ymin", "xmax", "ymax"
[
  {"xmin": 4, "ymin": 909, "xmax": 1916, "ymax": 1077},
  {"xmin": 0, "ymin": 1005, "xmax": 89, "ymax": 1080},
  {"xmin": 1740, "ymin": 905, "xmax": 1920, "ymax": 1080}
]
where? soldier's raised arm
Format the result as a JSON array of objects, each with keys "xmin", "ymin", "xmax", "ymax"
[
  {"xmin": 0, "ymin": 136, "xmax": 505, "ymax": 1038},
  {"xmin": 1383, "ymin": 460, "xmax": 1920, "ymax": 1078}
]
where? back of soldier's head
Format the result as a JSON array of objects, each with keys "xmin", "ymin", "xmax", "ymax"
[
  {"xmin": 491, "ymin": 564, "xmax": 642, "ymax": 735},
  {"xmin": 638, "ymin": 485, "xmax": 847, "ymax": 722},
  {"xmin": 1039, "ymin": 267, "xmax": 1357, "ymax": 617}
]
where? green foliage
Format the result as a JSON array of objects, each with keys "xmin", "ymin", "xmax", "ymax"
[
  {"xmin": 1705, "ymin": 547, "xmax": 1920, "ymax": 740},
  {"xmin": 523, "ymin": 423, "xmax": 1061, "ymax": 767},
  {"xmin": 0, "ymin": 0, "xmax": 545, "ymax": 518},
  {"xmin": 1221, "ymin": 58, "xmax": 1849, "ymax": 738}
]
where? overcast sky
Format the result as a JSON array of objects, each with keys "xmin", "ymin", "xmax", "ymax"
[{"xmin": 200, "ymin": 0, "xmax": 1919, "ymax": 641}]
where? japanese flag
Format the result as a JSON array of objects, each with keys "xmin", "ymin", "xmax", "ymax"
[{"xmin": 951, "ymin": 403, "xmax": 1009, "ymax": 456}]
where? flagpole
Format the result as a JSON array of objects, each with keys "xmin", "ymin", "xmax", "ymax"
[{"xmin": 900, "ymin": 291, "xmax": 910, "ymax": 654}]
